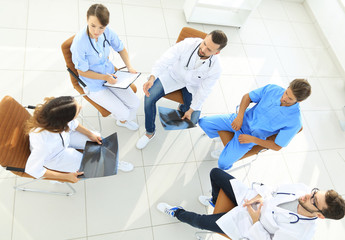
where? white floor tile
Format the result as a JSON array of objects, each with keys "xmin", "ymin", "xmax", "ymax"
[
  {"xmin": 88, "ymin": 227, "xmax": 154, "ymax": 240},
  {"xmin": 275, "ymin": 46, "xmax": 314, "ymax": 76},
  {"xmin": 85, "ymin": 168, "xmax": 151, "ymax": 235},
  {"xmin": 254, "ymin": 75, "xmax": 289, "ymax": 88},
  {"xmin": 163, "ymin": 9, "xmax": 204, "ymax": 39},
  {"xmin": 22, "ymin": 71, "xmax": 76, "ymax": 105},
  {"xmin": 282, "ymin": 1, "xmax": 313, "ymax": 23},
  {"xmin": 313, "ymin": 220, "xmax": 345, "ymax": 240},
  {"xmin": 0, "ymin": 70, "xmax": 23, "ymax": 102},
  {"xmin": 161, "ymin": 0, "xmax": 185, "ymax": 9},
  {"xmin": 123, "ymin": 5, "xmax": 167, "ymax": 38},
  {"xmin": 305, "ymin": 48, "xmax": 341, "ymax": 77},
  {"xmin": 303, "ymin": 111, "xmax": 345, "ymax": 150},
  {"xmin": 258, "ymin": 0, "xmax": 289, "ymax": 21},
  {"xmin": 0, "ymin": 0, "xmax": 28, "ymax": 29},
  {"xmin": 219, "ymin": 75, "xmax": 257, "ymax": 112},
  {"xmin": 27, "ymin": 0, "xmax": 79, "ymax": 32},
  {"xmin": 318, "ymin": 77, "xmax": 345, "ymax": 110},
  {"xmin": 201, "ymin": 80, "xmax": 228, "ymax": 114},
  {"xmin": 0, "ymin": 178, "xmax": 15, "ymax": 240},
  {"xmin": 122, "ymin": 0, "xmax": 161, "ymax": 8},
  {"xmin": 145, "ymin": 162, "xmax": 205, "ymax": 226},
  {"xmin": 25, "ymin": 30, "xmax": 73, "ymax": 71},
  {"xmin": 283, "ymin": 151, "xmax": 334, "ymax": 190},
  {"xmin": 138, "ymin": 116, "xmax": 196, "ymax": 166},
  {"xmin": 319, "ymin": 149, "xmax": 345, "ymax": 194},
  {"xmin": 292, "ymin": 22, "xmax": 325, "ymax": 49},
  {"xmin": 244, "ymin": 44, "xmax": 286, "ymax": 76},
  {"xmin": 12, "ymin": 179, "xmax": 87, "ymax": 240},
  {"xmin": 300, "ymin": 77, "xmax": 332, "ymax": 111},
  {"xmin": 219, "ymin": 44, "xmax": 253, "ymax": 75},
  {"xmin": 0, "ymin": 29, "xmax": 26, "ymax": 70},
  {"xmin": 153, "ymin": 222, "xmax": 203, "ymax": 240},
  {"xmin": 246, "ymin": 154, "xmax": 293, "ymax": 186},
  {"xmin": 127, "ymin": 36, "xmax": 170, "ymax": 73},
  {"xmin": 238, "ymin": 18, "xmax": 272, "ymax": 45},
  {"xmin": 264, "ymin": 20, "xmax": 301, "ymax": 47}
]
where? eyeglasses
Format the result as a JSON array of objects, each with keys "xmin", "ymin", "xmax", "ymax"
[{"xmin": 310, "ymin": 188, "xmax": 324, "ymax": 214}]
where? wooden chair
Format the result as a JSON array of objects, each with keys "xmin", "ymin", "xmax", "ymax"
[
  {"xmin": 163, "ymin": 27, "xmax": 207, "ymax": 104},
  {"xmin": 0, "ymin": 96, "xmax": 76, "ymax": 196},
  {"xmin": 61, "ymin": 35, "xmax": 137, "ymax": 118}
]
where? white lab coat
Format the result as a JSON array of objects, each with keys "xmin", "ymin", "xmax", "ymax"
[
  {"xmin": 25, "ymin": 119, "xmax": 88, "ymax": 179},
  {"xmin": 216, "ymin": 179, "xmax": 317, "ymax": 240},
  {"xmin": 151, "ymin": 37, "xmax": 222, "ymax": 111}
]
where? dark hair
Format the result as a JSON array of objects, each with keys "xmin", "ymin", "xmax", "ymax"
[
  {"xmin": 25, "ymin": 96, "xmax": 77, "ymax": 134},
  {"xmin": 289, "ymin": 79, "xmax": 311, "ymax": 102},
  {"xmin": 87, "ymin": 4, "xmax": 110, "ymax": 26},
  {"xmin": 209, "ymin": 30, "xmax": 228, "ymax": 50},
  {"xmin": 322, "ymin": 190, "xmax": 345, "ymax": 220}
]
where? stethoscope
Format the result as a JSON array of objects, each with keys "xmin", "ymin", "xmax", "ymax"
[
  {"xmin": 87, "ymin": 26, "xmax": 110, "ymax": 58},
  {"xmin": 272, "ymin": 192, "xmax": 318, "ymax": 224},
  {"xmin": 184, "ymin": 43, "xmax": 213, "ymax": 70}
]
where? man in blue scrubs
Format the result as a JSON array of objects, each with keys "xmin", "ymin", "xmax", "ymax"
[{"xmin": 199, "ymin": 79, "xmax": 311, "ymax": 170}]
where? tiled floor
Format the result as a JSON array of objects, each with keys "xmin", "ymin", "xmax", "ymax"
[{"xmin": 1, "ymin": 0, "xmax": 345, "ymax": 239}]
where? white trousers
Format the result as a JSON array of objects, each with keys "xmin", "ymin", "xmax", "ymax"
[{"xmin": 87, "ymin": 87, "xmax": 140, "ymax": 121}]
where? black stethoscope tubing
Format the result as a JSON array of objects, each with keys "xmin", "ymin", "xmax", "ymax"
[
  {"xmin": 185, "ymin": 43, "xmax": 212, "ymax": 69},
  {"xmin": 87, "ymin": 26, "xmax": 110, "ymax": 57}
]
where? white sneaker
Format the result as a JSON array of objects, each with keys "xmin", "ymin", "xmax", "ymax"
[
  {"xmin": 136, "ymin": 133, "xmax": 155, "ymax": 149},
  {"xmin": 210, "ymin": 149, "xmax": 222, "ymax": 159},
  {"xmin": 118, "ymin": 161, "xmax": 134, "ymax": 172},
  {"xmin": 116, "ymin": 120, "xmax": 139, "ymax": 131},
  {"xmin": 198, "ymin": 195, "xmax": 215, "ymax": 207},
  {"xmin": 157, "ymin": 202, "xmax": 183, "ymax": 218}
]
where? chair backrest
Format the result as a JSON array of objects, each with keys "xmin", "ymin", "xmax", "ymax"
[
  {"xmin": 0, "ymin": 96, "xmax": 33, "ymax": 177},
  {"xmin": 163, "ymin": 27, "xmax": 207, "ymax": 104}
]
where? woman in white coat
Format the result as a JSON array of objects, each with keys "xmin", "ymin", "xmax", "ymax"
[
  {"xmin": 157, "ymin": 168, "xmax": 345, "ymax": 240},
  {"xmin": 25, "ymin": 96, "xmax": 133, "ymax": 183}
]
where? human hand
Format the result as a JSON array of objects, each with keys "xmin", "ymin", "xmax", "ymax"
[
  {"xmin": 231, "ymin": 116, "xmax": 243, "ymax": 131},
  {"xmin": 243, "ymin": 194, "xmax": 263, "ymax": 207},
  {"xmin": 181, "ymin": 108, "xmax": 193, "ymax": 121},
  {"xmin": 104, "ymin": 74, "xmax": 117, "ymax": 84},
  {"xmin": 68, "ymin": 171, "xmax": 84, "ymax": 183},
  {"xmin": 238, "ymin": 134, "xmax": 254, "ymax": 144},
  {"xmin": 88, "ymin": 133, "xmax": 102, "ymax": 144},
  {"xmin": 127, "ymin": 66, "xmax": 137, "ymax": 74},
  {"xmin": 143, "ymin": 80, "xmax": 154, "ymax": 97},
  {"xmin": 246, "ymin": 201, "xmax": 263, "ymax": 224}
]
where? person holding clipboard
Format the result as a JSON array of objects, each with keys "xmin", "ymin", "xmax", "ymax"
[{"xmin": 71, "ymin": 4, "xmax": 139, "ymax": 131}]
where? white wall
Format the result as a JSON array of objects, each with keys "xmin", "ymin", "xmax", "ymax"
[{"xmin": 305, "ymin": 0, "xmax": 345, "ymax": 75}]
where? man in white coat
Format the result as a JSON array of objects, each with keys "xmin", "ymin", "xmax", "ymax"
[
  {"xmin": 136, "ymin": 30, "xmax": 228, "ymax": 149},
  {"xmin": 158, "ymin": 168, "xmax": 345, "ymax": 240}
]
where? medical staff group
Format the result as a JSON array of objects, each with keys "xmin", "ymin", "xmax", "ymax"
[{"xmin": 23, "ymin": 3, "xmax": 345, "ymax": 240}]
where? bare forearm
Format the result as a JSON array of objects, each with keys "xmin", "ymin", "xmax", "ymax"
[
  {"xmin": 43, "ymin": 169, "xmax": 72, "ymax": 181},
  {"xmin": 252, "ymin": 137, "xmax": 282, "ymax": 151},
  {"xmin": 237, "ymin": 93, "xmax": 251, "ymax": 118},
  {"xmin": 77, "ymin": 69, "xmax": 106, "ymax": 81},
  {"xmin": 76, "ymin": 124, "xmax": 93, "ymax": 139},
  {"xmin": 119, "ymin": 48, "xmax": 133, "ymax": 69}
]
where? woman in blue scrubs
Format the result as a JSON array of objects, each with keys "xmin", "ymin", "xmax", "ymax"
[{"xmin": 71, "ymin": 4, "xmax": 139, "ymax": 131}]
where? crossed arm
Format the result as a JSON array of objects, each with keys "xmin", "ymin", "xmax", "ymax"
[{"xmin": 232, "ymin": 93, "xmax": 282, "ymax": 151}]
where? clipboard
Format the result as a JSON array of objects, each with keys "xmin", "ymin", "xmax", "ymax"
[{"xmin": 103, "ymin": 71, "xmax": 141, "ymax": 89}]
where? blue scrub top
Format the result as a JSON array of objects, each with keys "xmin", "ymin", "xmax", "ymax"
[
  {"xmin": 242, "ymin": 84, "xmax": 302, "ymax": 147},
  {"xmin": 71, "ymin": 26, "xmax": 124, "ymax": 91}
]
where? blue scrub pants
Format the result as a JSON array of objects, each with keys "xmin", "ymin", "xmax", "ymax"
[
  {"xmin": 175, "ymin": 168, "xmax": 237, "ymax": 234},
  {"xmin": 144, "ymin": 78, "xmax": 201, "ymax": 134},
  {"xmin": 199, "ymin": 114, "xmax": 255, "ymax": 170}
]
